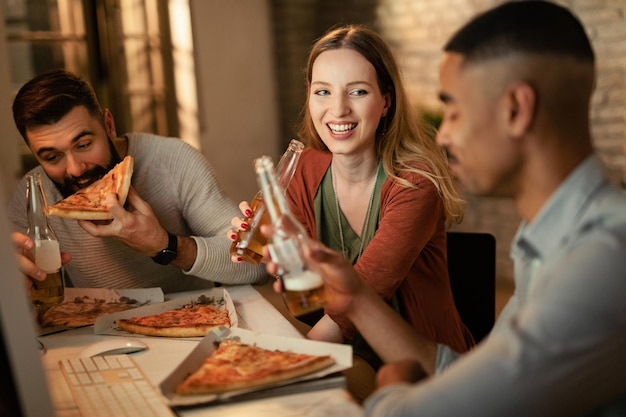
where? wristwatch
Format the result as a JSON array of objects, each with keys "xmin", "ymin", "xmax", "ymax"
[{"xmin": 152, "ymin": 232, "xmax": 178, "ymax": 265}]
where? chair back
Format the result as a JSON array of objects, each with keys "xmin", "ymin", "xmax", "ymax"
[{"xmin": 446, "ymin": 232, "xmax": 496, "ymax": 343}]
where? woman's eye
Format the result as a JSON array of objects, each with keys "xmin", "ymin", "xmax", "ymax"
[
  {"xmin": 350, "ymin": 89, "xmax": 368, "ymax": 96},
  {"xmin": 314, "ymin": 89, "xmax": 330, "ymax": 96}
]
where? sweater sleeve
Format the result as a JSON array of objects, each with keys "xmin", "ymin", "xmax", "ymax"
[{"xmin": 131, "ymin": 134, "xmax": 268, "ymax": 285}]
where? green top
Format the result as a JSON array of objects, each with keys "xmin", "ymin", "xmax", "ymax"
[{"xmin": 314, "ymin": 162, "xmax": 387, "ymax": 265}]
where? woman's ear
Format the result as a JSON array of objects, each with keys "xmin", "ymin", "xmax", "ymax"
[
  {"xmin": 382, "ymin": 92, "xmax": 392, "ymax": 116},
  {"xmin": 506, "ymin": 82, "xmax": 536, "ymax": 138}
]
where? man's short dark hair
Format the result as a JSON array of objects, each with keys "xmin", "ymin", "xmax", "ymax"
[
  {"xmin": 12, "ymin": 69, "xmax": 104, "ymax": 142},
  {"xmin": 444, "ymin": 1, "xmax": 594, "ymax": 64}
]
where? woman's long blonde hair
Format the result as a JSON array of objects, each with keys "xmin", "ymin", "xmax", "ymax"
[{"xmin": 297, "ymin": 24, "xmax": 464, "ymax": 226}]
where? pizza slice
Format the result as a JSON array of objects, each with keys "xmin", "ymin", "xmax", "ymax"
[
  {"xmin": 48, "ymin": 155, "xmax": 134, "ymax": 220},
  {"xmin": 175, "ymin": 339, "xmax": 336, "ymax": 395},
  {"xmin": 116, "ymin": 303, "xmax": 231, "ymax": 338},
  {"xmin": 40, "ymin": 301, "xmax": 139, "ymax": 328}
]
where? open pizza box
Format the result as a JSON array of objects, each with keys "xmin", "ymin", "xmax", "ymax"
[
  {"xmin": 159, "ymin": 327, "xmax": 352, "ymax": 407},
  {"xmin": 36, "ymin": 287, "xmax": 164, "ymax": 336},
  {"xmin": 93, "ymin": 287, "xmax": 237, "ymax": 338}
]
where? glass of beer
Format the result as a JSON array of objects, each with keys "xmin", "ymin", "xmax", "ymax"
[
  {"xmin": 254, "ymin": 155, "xmax": 325, "ymax": 316},
  {"xmin": 268, "ymin": 215, "xmax": 326, "ymax": 317},
  {"xmin": 230, "ymin": 195, "xmax": 270, "ymax": 264},
  {"xmin": 230, "ymin": 139, "xmax": 304, "ymax": 264},
  {"xmin": 26, "ymin": 173, "xmax": 65, "ymax": 310},
  {"xmin": 30, "ymin": 260, "xmax": 64, "ymax": 308}
]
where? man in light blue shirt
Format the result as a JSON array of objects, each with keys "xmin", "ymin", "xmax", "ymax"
[{"xmin": 269, "ymin": 1, "xmax": 626, "ymax": 416}]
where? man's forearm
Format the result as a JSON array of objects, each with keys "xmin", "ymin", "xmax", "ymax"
[{"xmin": 346, "ymin": 286, "xmax": 438, "ymax": 374}]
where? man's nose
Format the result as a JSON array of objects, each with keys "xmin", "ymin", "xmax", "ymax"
[
  {"xmin": 65, "ymin": 155, "xmax": 86, "ymax": 178},
  {"xmin": 435, "ymin": 121, "xmax": 448, "ymax": 148}
]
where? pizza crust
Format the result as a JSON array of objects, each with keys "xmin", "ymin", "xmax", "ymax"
[
  {"xmin": 117, "ymin": 320, "xmax": 226, "ymax": 338},
  {"xmin": 47, "ymin": 207, "xmax": 117, "ymax": 220},
  {"xmin": 48, "ymin": 155, "xmax": 134, "ymax": 220}
]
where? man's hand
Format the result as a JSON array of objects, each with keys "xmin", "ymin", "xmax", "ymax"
[
  {"xmin": 262, "ymin": 227, "xmax": 438, "ymax": 373},
  {"xmin": 302, "ymin": 239, "xmax": 367, "ymax": 316},
  {"xmin": 263, "ymin": 230, "xmax": 364, "ymax": 317},
  {"xmin": 11, "ymin": 232, "xmax": 71, "ymax": 286},
  {"xmin": 376, "ymin": 360, "xmax": 428, "ymax": 389},
  {"xmin": 78, "ymin": 187, "xmax": 169, "ymax": 257}
]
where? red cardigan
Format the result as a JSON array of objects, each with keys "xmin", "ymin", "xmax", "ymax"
[{"xmin": 286, "ymin": 148, "xmax": 474, "ymax": 353}]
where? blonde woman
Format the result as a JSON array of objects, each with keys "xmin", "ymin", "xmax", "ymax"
[{"xmin": 231, "ymin": 25, "xmax": 473, "ymax": 369}]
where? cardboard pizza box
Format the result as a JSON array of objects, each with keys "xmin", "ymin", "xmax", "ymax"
[
  {"xmin": 93, "ymin": 287, "xmax": 237, "ymax": 338},
  {"xmin": 36, "ymin": 287, "xmax": 164, "ymax": 336},
  {"xmin": 159, "ymin": 327, "xmax": 352, "ymax": 407}
]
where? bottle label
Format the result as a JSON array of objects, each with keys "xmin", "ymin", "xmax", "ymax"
[{"xmin": 35, "ymin": 239, "xmax": 62, "ymax": 272}]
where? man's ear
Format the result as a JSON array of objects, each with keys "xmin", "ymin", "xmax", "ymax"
[
  {"xmin": 103, "ymin": 109, "xmax": 117, "ymax": 139},
  {"xmin": 505, "ymin": 82, "xmax": 536, "ymax": 138}
]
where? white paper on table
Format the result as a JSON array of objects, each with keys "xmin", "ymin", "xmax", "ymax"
[
  {"xmin": 93, "ymin": 287, "xmax": 237, "ymax": 338},
  {"xmin": 159, "ymin": 326, "xmax": 352, "ymax": 407}
]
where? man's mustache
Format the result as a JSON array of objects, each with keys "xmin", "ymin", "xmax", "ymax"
[{"xmin": 58, "ymin": 165, "xmax": 111, "ymax": 198}]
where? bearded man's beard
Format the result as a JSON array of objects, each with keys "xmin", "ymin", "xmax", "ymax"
[{"xmin": 56, "ymin": 140, "xmax": 123, "ymax": 198}]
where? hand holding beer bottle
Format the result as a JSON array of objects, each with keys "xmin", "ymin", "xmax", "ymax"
[
  {"xmin": 254, "ymin": 156, "xmax": 326, "ymax": 317},
  {"xmin": 229, "ymin": 139, "xmax": 304, "ymax": 264},
  {"xmin": 25, "ymin": 173, "xmax": 65, "ymax": 310}
]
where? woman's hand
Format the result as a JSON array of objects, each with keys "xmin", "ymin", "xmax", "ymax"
[{"xmin": 227, "ymin": 201, "xmax": 253, "ymax": 263}]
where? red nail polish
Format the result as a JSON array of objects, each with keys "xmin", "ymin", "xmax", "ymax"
[
  {"xmin": 237, "ymin": 257, "xmax": 243, "ymax": 262},
  {"xmin": 245, "ymin": 209, "xmax": 253, "ymax": 217},
  {"xmin": 241, "ymin": 223, "xmax": 248, "ymax": 230},
  {"xmin": 231, "ymin": 234, "xmax": 237, "ymax": 240}
]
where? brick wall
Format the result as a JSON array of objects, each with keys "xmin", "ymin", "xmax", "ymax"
[{"xmin": 270, "ymin": 0, "xmax": 626, "ymax": 285}]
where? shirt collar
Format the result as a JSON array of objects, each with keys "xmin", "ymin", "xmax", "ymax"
[{"xmin": 511, "ymin": 155, "xmax": 607, "ymax": 261}]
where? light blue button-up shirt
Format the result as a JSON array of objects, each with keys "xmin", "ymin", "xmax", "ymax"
[{"xmin": 364, "ymin": 155, "xmax": 626, "ymax": 417}]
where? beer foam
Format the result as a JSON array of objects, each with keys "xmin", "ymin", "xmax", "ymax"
[
  {"xmin": 35, "ymin": 239, "xmax": 61, "ymax": 273},
  {"xmin": 283, "ymin": 270, "xmax": 323, "ymax": 291}
]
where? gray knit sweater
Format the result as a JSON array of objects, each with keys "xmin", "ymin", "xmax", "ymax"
[{"xmin": 8, "ymin": 133, "xmax": 266, "ymax": 293}]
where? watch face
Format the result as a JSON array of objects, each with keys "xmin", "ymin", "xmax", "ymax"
[
  {"xmin": 152, "ymin": 233, "xmax": 178, "ymax": 265},
  {"xmin": 153, "ymin": 249, "xmax": 177, "ymax": 265}
]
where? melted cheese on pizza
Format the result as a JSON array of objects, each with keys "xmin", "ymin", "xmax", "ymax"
[
  {"xmin": 175, "ymin": 339, "xmax": 335, "ymax": 394},
  {"xmin": 128, "ymin": 304, "xmax": 230, "ymax": 328}
]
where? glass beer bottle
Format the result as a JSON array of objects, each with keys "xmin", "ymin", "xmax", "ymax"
[
  {"xmin": 254, "ymin": 156, "xmax": 326, "ymax": 317},
  {"xmin": 230, "ymin": 139, "xmax": 304, "ymax": 264},
  {"xmin": 26, "ymin": 173, "xmax": 64, "ymax": 309}
]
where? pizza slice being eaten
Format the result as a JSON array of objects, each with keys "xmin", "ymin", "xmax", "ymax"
[
  {"xmin": 175, "ymin": 339, "xmax": 336, "ymax": 395},
  {"xmin": 48, "ymin": 155, "xmax": 134, "ymax": 220}
]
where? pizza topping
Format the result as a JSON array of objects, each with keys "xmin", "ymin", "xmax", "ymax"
[
  {"xmin": 40, "ymin": 301, "xmax": 139, "ymax": 327},
  {"xmin": 48, "ymin": 155, "xmax": 134, "ymax": 219},
  {"xmin": 116, "ymin": 302, "xmax": 231, "ymax": 338},
  {"xmin": 175, "ymin": 339, "xmax": 335, "ymax": 395},
  {"xmin": 126, "ymin": 304, "xmax": 229, "ymax": 328}
]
